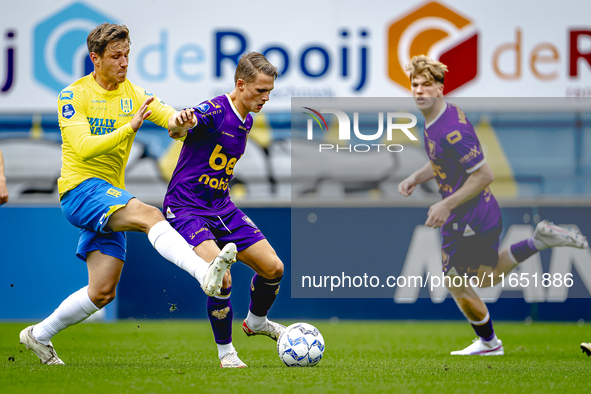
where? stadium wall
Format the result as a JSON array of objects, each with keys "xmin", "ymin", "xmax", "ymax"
[{"xmin": 2, "ymin": 206, "xmax": 590, "ymax": 322}]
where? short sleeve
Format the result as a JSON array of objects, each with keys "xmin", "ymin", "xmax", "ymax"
[
  {"xmin": 444, "ymin": 125, "xmax": 486, "ymax": 174},
  {"xmin": 191, "ymin": 100, "xmax": 224, "ymax": 135}
]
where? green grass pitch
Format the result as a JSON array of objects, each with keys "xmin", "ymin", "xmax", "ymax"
[{"xmin": 1, "ymin": 320, "xmax": 590, "ymax": 393}]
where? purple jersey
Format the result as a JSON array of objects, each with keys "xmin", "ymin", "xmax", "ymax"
[
  {"xmin": 423, "ymin": 102, "xmax": 501, "ymax": 234},
  {"xmin": 164, "ymin": 94, "xmax": 253, "ymax": 215}
]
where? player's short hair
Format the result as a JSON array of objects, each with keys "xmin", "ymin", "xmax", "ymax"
[
  {"xmin": 87, "ymin": 23, "xmax": 131, "ymax": 57},
  {"xmin": 405, "ymin": 55, "xmax": 448, "ymax": 84},
  {"xmin": 235, "ymin": 52, "xmax": 279, "ymax": 84}
]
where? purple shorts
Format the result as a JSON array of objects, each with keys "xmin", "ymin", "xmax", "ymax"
[
  {"xmin": 167, "ymin": 207, "xmax": 266, "ymax": 251},
  {"xmin": 441, "ymin": 221, "xmax": 502, "ymax": 277}
]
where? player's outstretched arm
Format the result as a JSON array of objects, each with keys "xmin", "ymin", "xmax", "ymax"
[
  {"xmin": 0, "ymin": 148, "xmax": 8, "ymax": 205},
  {"xmin": 425, "ymin": 162, "xmax": 494, "ymax": 228},
  {"xmin": 167, "ymin": 108, "xmax": 197, "ymax": 140},
  {"xmin": 64, "ymin": 96, "xmax": 155, "ymax": 162},
  {"xmin": 398, "ymin": 161, "xmax": 435, "ymax": 197}
]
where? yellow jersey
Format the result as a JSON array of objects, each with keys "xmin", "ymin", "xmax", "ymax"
[{"xmin": 57, "ymin": 74, "xmax": 176, "ymax": 197}]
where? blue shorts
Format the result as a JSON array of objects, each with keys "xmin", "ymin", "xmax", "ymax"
[
  {"xmin": 61, "ymin": 178, "xmax": 134, "ymax": 262},
  {"xmin": 441, "ymin": 221, "xmax": 502, "ymax": 277},
  {"xmin": 167, "ymin": 207, "xmax": 266, "ymax": 251}
]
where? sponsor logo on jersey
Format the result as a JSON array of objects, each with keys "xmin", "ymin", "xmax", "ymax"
[
  {"xmin": 59, "ymin": 90, "xmax": 73, "ymax": 100},
  {"xmin": 144, "ymin": 90, "xmax": 153, "ymax": 97},
  {"xmin": 106, "ymin": 188, "xmax": 122, "ymax": 198},
  {"xmin": 88, "ymin": 117, "xmax": 116, "ymax": 135},
  {"xmin": 120, "ymin": 98, "xmax": 133, "ymax": 114},
  {"xmin": 62, "ymin": 104, "xmax": 75, "ymax": 119}
]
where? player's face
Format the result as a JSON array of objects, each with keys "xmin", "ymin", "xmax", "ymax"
[
  {"xmin": 95, "ymin": 40, "xmax": 130, "ymax": 85},
  {"xmin": 241, "ymin": 72, "xmax": 275, "ymax": 113},
  {"xmin": 411, "ymin": 74, "xmax": 443, "ymax": 111}
]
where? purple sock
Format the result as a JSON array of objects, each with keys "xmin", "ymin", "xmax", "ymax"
[
  {"xmin": 207, "ymin": 286, "xmax": 232, "ymax": 345},
  {"xmin": 510, "ymin": 237, "xmax": 539, "ymax": 263},
  {"xmin": 471, "ymin": 317, "xmax": 495, "ymax": 342},
  {"xmin": 249, "ymin": 274, "xmax": 282, "ymax": 317}
]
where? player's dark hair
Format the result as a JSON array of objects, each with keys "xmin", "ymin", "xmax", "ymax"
[
  {"xmin": 87, "ymin": 23, "xmax": 131, "ymax": 57},
  {"xmin": 405, "ymin": 55, "xmax": 447, "ymax": 84},
  {"xmin": 235, "ymin": 52, "xmax": 279, "ymax": 84}
]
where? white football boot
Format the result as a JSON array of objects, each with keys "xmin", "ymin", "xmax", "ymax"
[
  {"xmin": 451, "ymin": 337, "xmax": 504, "ymax": 356},
  {"xmin": 19, "ymin": 325, "xmax": 65, "ymax": 365},
  {"xmin": 581, "ymin": 342, "xmax": 591, "ymax": 357},
  {"xmin": 220, "ymin": 351, "xmax": 248, "ymax": 368},
  {"xmin": 242, "ymin": 319, "xmax": 286, "ymax": 341},
  {"xmin": 202, "ymin": 243, "xmax": 237, "ymax": 297},
  {"xmin": 533, "ymin": 220, "xmax": 588, "ymax": 250}
]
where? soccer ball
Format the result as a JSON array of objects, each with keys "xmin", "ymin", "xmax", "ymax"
[{"xmin": 277, "ymin": 322, "xmax": 325, "ymax": 367}]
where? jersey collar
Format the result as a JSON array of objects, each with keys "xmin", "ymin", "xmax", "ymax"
[
  {"xmin": 225, "ymin": 93, "xmax": 247, "ymax": 124},
  {"xmin": 425, "ymin": 101, "xmax": 448, "ymax": 130}
]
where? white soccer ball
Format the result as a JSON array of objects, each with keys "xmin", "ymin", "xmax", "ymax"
[{"xmin": 277, "ymin": 322, "xmax": 325, "ymax": 367}]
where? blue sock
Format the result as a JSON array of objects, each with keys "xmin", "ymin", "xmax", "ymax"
[
  {"xmin": 471, "ymin": 315, "xmax": 495, "ymax": 342},
  {"xmin": 249, "ymin": 274, "xmax": 282, "ymax": 317},
  {"xmin": 510, "ymin": 238, "xmax": 539, "ymax": 263},
  {"xmin": 207, "ymin": 286, "xmax": 232, "ymax": 345}
]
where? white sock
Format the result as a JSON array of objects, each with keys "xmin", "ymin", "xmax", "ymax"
[
  {"xmin": 246, "ymin": 311, "xmax": 267, "ymax": 331},
  {"xmin": 483, "ymin": 334, "xmax": 499, "ymax": 346},
  {"xmin": 32, "ymin": 286, "xmax": 100, "ymax": 345},
  {"xmin": 148, "ymin": 220, "xmax": 209, "ymax": 285},
  {"xmin": 217, "ymin": 342, "xmax": 236, "ymax": 359}
]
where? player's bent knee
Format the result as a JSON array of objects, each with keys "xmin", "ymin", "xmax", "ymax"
[
  {"xmin": 261, "ymin": 258, "xmax": 284, "ymax": 279},
  {"xmin": 90, "ymin": 288, "xmax": 117, "ymax": 308}
]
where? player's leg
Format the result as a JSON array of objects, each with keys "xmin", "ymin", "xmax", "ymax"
[
  {"xmin": 447, "ymin": 280, "xmax": 503, "ymax": 356},
  {"xmin": 106, "ymin": 198, "xmax": 215, "ymax": 287},
  {"xmin": 62, "ymin": 178, "xmax": 229, "ymax": 296},
  {"xmin": 484, "ymin": 220, "xmax": 588, "ymax": 286},
  {"xmin": 20, "ymin": 231, "xmax": 124, "ymax": 365},
  {"xmin": 193, "ymin": 239, "xmax": 246, "ymax": 368},
  {"xmin": 212, "ymin": 208, "xmax": 285, "ymax": 341},
  {"xmin": 239, "ymin": 239, "xmax": 286, "ymax": 341},
  {"xmin": 443, "ymin": 231, "xmax": 503, "ymax": 356}
]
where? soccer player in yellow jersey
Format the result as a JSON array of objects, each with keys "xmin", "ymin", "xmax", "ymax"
[{"xmin": 19, "ymin": 23, "xmax": 236, "ymax": 365}]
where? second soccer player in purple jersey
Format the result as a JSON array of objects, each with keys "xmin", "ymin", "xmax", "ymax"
[
  {"xmin": 399, "ymin": 55, "xmax": 588, "ymax": 356},
  {"xmin": 164, "ymin": 52, "xmax": 284, "ymax": 368}
]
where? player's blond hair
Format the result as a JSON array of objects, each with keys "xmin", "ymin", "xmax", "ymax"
[
  {"xmin": 405, "ymin": 55, "xmax": 448, "ymax": 84},
  {"xmin": 87, "ymin": 23, "xmax": 131, "ymax": 57},
  {"xmin": 235, "ymin": 52, "xmax": 279, "ymax": 84}
]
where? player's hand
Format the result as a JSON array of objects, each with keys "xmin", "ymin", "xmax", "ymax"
[
  {"xmin": 168, "ymin": 128, "xmax": 186, "ymax": 140},
  {"xmin": 425, "ymin": 200, "xmax": 451, "ymax": 228},
  {"xmin": 130, "ymin": 96, "xmax": 154, "ymax": 132},
  {"xmin": 173, "ymin": 108, "xmax": 197, "ymax": 130},
  {"xmin": 398, "ymin": 177, "xmax": 416, "ymax": 197},
  {"xmin": 0, "ymin": 179, "xmax": 8, "ymax": 205}
]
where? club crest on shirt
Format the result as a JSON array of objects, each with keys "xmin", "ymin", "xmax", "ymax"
[
  {"xmin": 120, "ymin": 98, "xmax": 133, "ymax": 114},
  {"xmin": 242, "ymin": 216, "xmax": 257, "ymax": 229},
  {"xmin": 195, "ymin": 103, "xmax": 210, "ymax": 113},
  {"xmin": 428, "ymin": 139, "xmax": 437, "ymax": 159}
]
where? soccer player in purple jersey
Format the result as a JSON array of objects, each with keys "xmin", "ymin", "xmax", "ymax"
[
  {"xmin": 164, "ymin": 52, "xmax": 284, "ymax": 368},
  {"xmin": 398, "ymin": 55, "xmax": 588, "ymax": 356}
]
